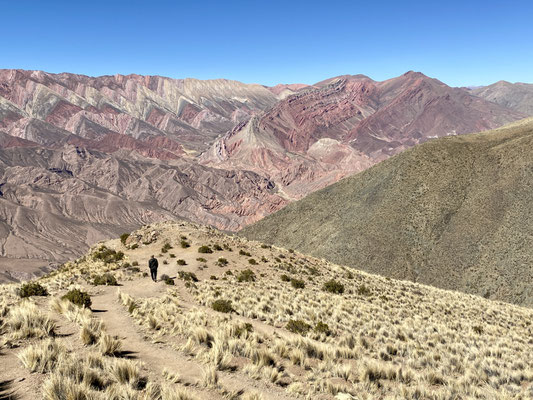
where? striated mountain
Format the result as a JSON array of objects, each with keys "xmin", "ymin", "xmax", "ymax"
[
  {"xmin": 472, "ymin": 80, "xmax": 533, "ymax": 115},
  {"xmin": 0, "ymin": 144, "xmax": 285, "ymax": 280},
  {"xmin": 204, "ymin": 72, "xmax": 525, "ymax": 198},
  {"xmin": 0, "ymin": 69, "xmax": 278, "ymax": 155},
  {"xmin": 241, "ymin": 118, "xmax": 533, "ymax": 306}
]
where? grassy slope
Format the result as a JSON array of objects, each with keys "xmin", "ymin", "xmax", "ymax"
[
  {"xmin": 1, "ymin": 221, "xmax": 533, "ymax": 399},
  {"xmin": 241, "ymin": 118, "xmax": 533, "ymax": 306}
]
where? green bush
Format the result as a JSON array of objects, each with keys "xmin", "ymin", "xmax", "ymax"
[
  {"xmin": 176, "ymin": 259, "xmax": 187, "ymax": 266},
  {"xmin": 161, "ymin": 274, "xmax": 175, "ymax": 285},
  {"xmin": 248, "ymin": 258, "xmax": 257, "ymax": 265},
  {"xmin": 223, "ymin": 244, "xmax": 233, "ymax": 251},
  {"xmin": 161, "ymin": 243, "xmax": 172, "ymax": 253},
  {"xmin": 196, "ymin": 257, "xmax": 207, "ymax": 263},
  {"xmin": 198, "ymin": 245, "xmax": 213, "ymax": 254},
  {"xmin": 290, "ymin": 278, "xmax": 305, "ymax": 289},
  {"xmin": 357, "ymin": 284, "xmax": 372, "ymax": 296},
  {"xmin": 210, "ymin": 275, "xmax": 217, "ymax": 280},
  {"xmin": 92, "ymin": 246, "xmax": 124, "ymax": 264},
  {"xmin": 180, "ymin": 240, "xmax": 190, "ymax": 248},
  {"xmin": 130, "ymin": 244, "xmax": 139, "ymax": 250},
  {"xmin": 280, "ymin": 274, "xmax": 291, "ymax": 282},
  {"xmin": 212, "ymin": 299, "xmax": 233, "ymax": 313},
  {"xmin": 237, "ymin": 269, "xmax": 256, "ymax": 282},
  {"xmin": 217, "ymin": 257, "xmax": 228, "ymax": 266},
  {"xmin": 120, "ymin": 233, "xmax": 130, "ymax": 245},
  {"xmin": 169, "ymin": 253, "xmax": 176, "ymax": 258},
  {"xmin": 19, "ymin": 282, "xmax": 48, "ymax": 298},
  {"xmin": 314, "ymin": 321, "xmax": 331, "ymax": 336},
  {"xmin": 92, "ymin": 273, "xmax": 118, "ymax": 286},
  {"xmin": 213, "ymin": 244, "xmax": 223, "ymax": 251},
  {"xmin": 260, "ymin": 244, "xmax": 271, "ymax": 249},
  {"xmin": 178, "ymin": 271, "xmax": 198, "ymax": 282},
  {"xmin": 62, "ymin": 289, "xmax": 92, "ymax": 308},
  {"xmin": 286, "ymin": 319, "xmax": 311, "ymax": 335},
  {"xmin": 323, "ymin": 280, "xmax": 344, "ymax": 294},
  {"xmin": 239, "ymin": 249, "xmax": 251, "ymax": 257}
]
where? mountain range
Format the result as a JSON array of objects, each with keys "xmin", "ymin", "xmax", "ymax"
[{"xmin": 0, "ymin": 68, "xmax": 531, "ymax": 280}]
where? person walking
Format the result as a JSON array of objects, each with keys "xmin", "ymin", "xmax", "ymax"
[{"xmin": 148, "ymin": 255, "xmax": 158, "ymax": 282}]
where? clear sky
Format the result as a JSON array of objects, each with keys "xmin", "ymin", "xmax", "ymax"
[{"xmin": 1, "ymin": 0, "xmax": 532, "ymax": 87}]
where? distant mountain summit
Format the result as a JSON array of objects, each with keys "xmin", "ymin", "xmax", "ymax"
[
  {"xmin": 472, "ymin": 80, "xmax": 533, "ymax": 115},
  {"xmin": 241, "ymin": 118, "xmax": 533, "ymax": 306}
]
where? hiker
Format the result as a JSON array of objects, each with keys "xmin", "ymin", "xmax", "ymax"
[{"xmin": 148, "ymin": 255, "xmax": 158, "ymax": 282}]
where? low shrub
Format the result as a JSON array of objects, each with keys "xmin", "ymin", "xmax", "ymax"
[
  {"xmin": 169, "ymin": 253, "xmax": 176, "ymax": 258},
  {"xmin": 161, "ymin": 274, "xmax": 175, "ymax": 286},
  {"xmin": 132, "ymin": 261, "xmax": 139, "ymax": 266},
  {"xmin": 213, "ymin": 244, "xmax": 223, "ymax": 251},
  {"xmin": 314, "ymin": 321, "xmax": 331, "ymax": 336},
  {"xmin": 130, "ymin": 244, "xmax": 139, "ymax": 250},
  {"xmin": 198, "ymin": 246, "xmax": 213, "ymax": 254},
  {"xmin": 217, "ymin": 257, "xmax": 228, "ymax": 266},
  {"xmin": 92, "ymin": 273, "xmax": 118, "ymax": 286},
  {"xmin": 280, "ymin": 274, "xmax": 290, "ymax": 282},
  {"xmin": 62, "ymin": 289, "xmax": 92, "ymax": 308},
  {"xmin": 178, "ymin": 271, "xmax": 198, "ymax": 282},
  {"xmin": 286, "ymin": 319, "xmax": 311, "ymax": 335},
  {"xmin": 248, "ymin": 258, "xmax": 258, "ymax": 265},
  {"xmin": 357, "ymin": 284, "xmax": 372, "ymax": 296},
  {"xmin": 196, "ymin": 257, "xmax": 207, "ymax": 263},
  {"xmin": 176, "ymin": 259, "xmax": 187, "ymax": 266},
  {"xmin": 237, "ymin": 269, "xmax": 256, "ymax": 282},
  {"xmin": 180, "ymin": 240, "xmax": 190, "ymax": 248},
  {"xmin": 92, "ymin": 246, "xmax": 124, "ymax": 264},
  {"xmin": 290, "ymin": 278, "xmax": 305, "ymax": 289},
  {"xmin": 19, "ymin": 282, "xmax": 48, "ymax": 298},
  {"xmin": 161, "ymin": 243, "xmax": 172, "ymax": 253},
  {"xmin": 212, "ymin": 299, "xmax": 233, "ymax": 313},
  {"xmin": 260, "ymin": 244, "xmax": 271, "ymax": 249},
  {"xmin": 120, "ymin": 233, "xmax": 130, "ymax": 245},
  {"xmin": 239, "ymin": 250, "xmax": 251, "ymax": 257},
  {"xmin": 323, "ymin": 280, "xmax": 344, "ymax": 294}
]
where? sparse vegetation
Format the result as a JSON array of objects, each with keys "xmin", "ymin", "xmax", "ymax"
[
  {"xmin": 286, "ymin": 319, "xmax": 311, "ymax": 335},
  {"xmin": 92, "ymin": 246, "xmax": 124, "ymax": 264},
  {"xmin": 211, "ymin": 299, "xmax": 233, "ymax": 313},
  {"xmin": 180, "ymin": 239, "xmax": 190, "ymax": 248},
  {"xmin": 248, "ymin": 258, "xmax": 257, "ymax": 265},
  {"xmin": 198, "ymin": 245, "xmax": 213, "ymax": 254},
  {"xmin": 161, "ymin": 274, "xmax": 175, "ymax": 285},
  {"xmin": 62, "ymin": 289, "xmax": 92, "ymax": 308},
  {"xmin": 161, "ymin": 243, "xmax": 172, "ymax": 253},
  {"xmin": 19, "ymin": 282, "xmax": 48, "ymax": 298},
  {"xmin": 290, "ymin": 278, "xmax": 305, "ymax": 289},
  {"xmin": 237, "ymin": 269, "xmax": 256, "ymax": 282},
  {"xmin": 176, "ymin": 259, "xmax": 187, "ymax": 265},
  {"xmin": 92, "ymin": 273, "xmax": 118, "ymax": 286},
  {"xmin": 323, "ymin": 279, "xmax": 344, "ymax": 294},
  {"xmin": 178, "ymin": 271, "xmax": 198, "ymax": 282},
  {"xmin": 120, "ymin": 233, "xmax": 130, "ymax": 245}
]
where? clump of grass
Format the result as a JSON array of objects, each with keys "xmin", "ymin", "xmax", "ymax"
[
  {"xmin": 213, "ymin": 244, "xmax": 223, "ymax": 251},
  {"xmin": 323, "ymin": 279, "xmax": 345, "ymax": 294},
  {"xmin": 161, "ymin": 243, "xmax": 172, "ymax": 253},
  {"xmin": 7, "ymin": 302, "xmax": 56, "ymax": 339},
  {"xmin": 280, "ymin": 274, "xmax": 291, "ymax": 282},
  {"xmin": 18, "ymin": 339, "xmax": 64, "ymax": 373},
  {"xmin": 178, "ymin": 271, "xmax": 199, "ymax": 282},
  {"xmin": 196, "ymin": 257, "xmax": 207, "ymax": 263},
  {"xmin": 161, "ymin": 274, "xmax": 175, "ymax": 285},
  {"xmin": 314, "ymin": 321, "xmax": 331, "ymax": 336},
  {"xmin": 290, "ymin": 278, "xmax": 305, "ymax": 289},
  {"xmin": 19, "ymin": 282, "xmax": 48, "ymax": 298},
  {"xmin": 198, "ymin": 245, "xmax": 213, "ymax": 254},
  {"xmin": 180, "ymin": 240, "xmax": 190, "ymax": 248},
  {"xmin": 286, "ymin": 319, "xmax": 311, "ymax": 335},
  {"xmin": 92, "ymin": 273, "xmax": 118, "ymax": 286},
  {"xmin": 237, "ymin": 269, "xmax": 256, "ymax": 282},
  {"xmin": 212, "ymin": 299, "xmax": 233, "ymax": 313},
  {"xmin": 92, "ymin": 246, "xmax": 124, "ymax": 264},
  {"xmin": 357, "ymin": 284, "xmax": 372, "ymax": 296},
  {"xmin": 62, "ymin": 289, "xmax": 92, "ymax": 308},
  {"xmin": 239, "ymin": 249, "xmax": 251, "ymax": 257},
  {"xmin": 120, "ymin": 233, "xmax": 130, "ymax": 245},
  {"xmin": 217, "ymin": 257, "xmax": 228, "ymax": 266},
  {"xmin": 99, "ymin": 333, "xmax": 122, "ymax": 356},
  {"xmin": 260, "ymin": 244, "xmax": 271, "ymax": 249},
  {"xmin": 176, "ymin": 259, "xmax": 187, "ymax": 265},
  {"xmin": 248, "ymin": 258, "xmax": 258, "ymax": 265}
]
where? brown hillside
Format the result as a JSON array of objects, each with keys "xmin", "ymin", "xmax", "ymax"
[{"xmin": 241, "ymin": 118, "xmax": 533, "ymax": 306}]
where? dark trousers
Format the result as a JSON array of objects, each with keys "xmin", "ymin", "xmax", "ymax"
[{"xmin": 150, "ymin": 268, "xmax": 157, "ymax": 282}]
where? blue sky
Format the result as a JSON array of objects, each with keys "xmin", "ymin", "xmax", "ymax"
[{"xmin": 1, "ymin": 0, "xmax": 532, "ymax": 86}]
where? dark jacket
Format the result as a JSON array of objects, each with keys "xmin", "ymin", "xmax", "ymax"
[{"xmin": 149, "ymin": 257, "xmax": 158, "ymax": 270}]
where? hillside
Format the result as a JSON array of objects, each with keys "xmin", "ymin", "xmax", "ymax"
[
  {"xmin": 472, "ymin": 81, "xmax": 533, "ymax": 115},
  {"xmin": 1, "ymin": 221, "xmax": 533, "ymax": 399},
  {"xmin": 242, "ymin": 118, "xmax": 533, "ymax": 306}
]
